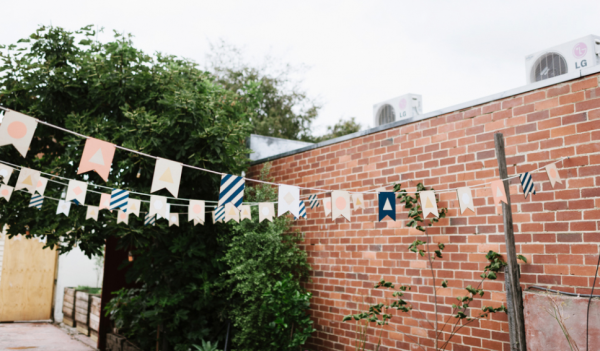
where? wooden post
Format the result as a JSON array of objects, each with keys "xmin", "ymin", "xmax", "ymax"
[{"xmin": 494, "ymin": 133, "xmax": 527, "ymax": 351}]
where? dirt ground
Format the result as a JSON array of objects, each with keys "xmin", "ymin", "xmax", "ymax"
[{"xmin": 0, "ymin": 322, "xmax": 95, "ymax": 351}]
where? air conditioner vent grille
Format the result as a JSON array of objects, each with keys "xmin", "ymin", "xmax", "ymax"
[
  {"xmin": 377, "ymin": 104, "xmax": 395, "ymax": 126},
  {"xmin": 533, "ymin": 52, "xmax": 568, "ymax": 82}
]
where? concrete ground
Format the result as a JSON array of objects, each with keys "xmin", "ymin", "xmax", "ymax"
[{"xmin": 0, "ymin": 322, "xmax": 96, "ymax": 351}]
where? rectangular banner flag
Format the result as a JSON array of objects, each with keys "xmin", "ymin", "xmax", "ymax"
[
  {"xmin": 218, "ymin": 174, "xmax": 245, "ymax": 208},
  {"xmin": 309, "ymin": 194, "xmax": 320, "ymax": 209},
  {"xmin": 110, "ymin": 189, "xmax": 129, "ymax": 211},
  {"xmin": 378, "ymin": 192, "xmax": 396, "ymax": 221},
  {"xmin": 29, "ymin": 194, "xmax": 43, "ymax": 209}
]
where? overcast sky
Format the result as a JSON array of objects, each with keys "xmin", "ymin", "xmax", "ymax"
[{"xmin": 2, "ymin": 1, "xmax": 600, "ymax": 135}]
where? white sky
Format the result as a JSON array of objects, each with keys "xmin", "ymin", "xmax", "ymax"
[{"xmin": 2, "ymin": 0, "xmax": 600, "ymax": 135}]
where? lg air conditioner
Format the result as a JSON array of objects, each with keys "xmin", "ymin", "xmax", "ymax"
[
  {"xmin": 373, "ymin": 94, "xmax": 422, "ymax": 127},
  {"xmin": 525, "ymin": 35, "xmax": 600, "ymax": 84}
]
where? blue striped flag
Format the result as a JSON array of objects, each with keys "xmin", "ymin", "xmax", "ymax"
[
  {"xmin": 218, "ymin": 174, "xmax": 245, "ymax": 208},
  {"xmin": 295, "ymin": 201, "xmax": 307, "ymax": 220},
  {"xmin": 110, "ymin": 189, "xmax": 129, "ymax": 211},
  {"xmin": 29, "ymin": 194, "xmax": 43, "ymax": 209},
  {"xmin": 309, "ymin": 194, "xmax": 320, "ymax": 209},
  {"xmin": 144, "ymin": 213, "xmax": 156, "ymax": 226},
  {"xmin": 215, "ymin": 206, "xmax": 225, "ymax": 222},
  {"xmin": 519, "ymin": 172, "xmax": 537, "ymax": 199}
]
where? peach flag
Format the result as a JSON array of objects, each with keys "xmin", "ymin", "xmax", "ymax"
[
  {"xmin": 77, "ymin": 138, "xmax": 116, "ymax": 182},
  {"xmin": 490, "ymin": 180, "xmax": 508, "ymax": 215}
]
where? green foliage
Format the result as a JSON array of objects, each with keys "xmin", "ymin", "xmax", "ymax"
[
  {"xmin": 261, "ymin": 274, "xmax": 315, "ymax": 350},
  {"xmin": 221, "ymin": 164, "xmax": 312, "ymax": 351},
  {"xmin": 76, "ymin": 286, "xmax": 101, "ymax": 295},
  {"xmin": 192, "ymin": 340, "xmax": 222, "ymax": 351},
  {"xmin": 394, "ymin": 182, "xmax": 448, "ymax": 233}
]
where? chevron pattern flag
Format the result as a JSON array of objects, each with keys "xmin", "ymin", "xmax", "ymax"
[
  {"xmin": 218, "ymin": 174, "xmax": 245, "ymax": 208},
  {"xmin": 295, "ymin": 200, "xmax": 307, "ymax": 220},
  {"xmin": 144, "ymin": 213, "xmax": 156, "ymax": 226},
  {"xmin": 110, "ymin": 189, "xmax": 129, "ymax": 211},
  {"xmin": 519, "ymin": 172, "xmax": 537, "ymax": 199},
  {"xmin": 215, "ymin": 206, "xmax": 225, "ymax": 222},
  {"xmin": 29, "ymin": 194, "xmax": 43, "ymax": 209},
  {"xmin": 309, "ymin": 194, "xmax": 320, "ymax": 209}
]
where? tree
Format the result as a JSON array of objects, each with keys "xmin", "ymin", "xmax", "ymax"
[
  {"xmin": 0, "ymin": 26, "xmax": 312, "ymax": 351},
  {"xmin": 310, "ymin": 117, "xmax": 361, "ymax": 143},
  {"xmin": 207, "ymin": 40, "xmax": 320, "ymax": 142}
]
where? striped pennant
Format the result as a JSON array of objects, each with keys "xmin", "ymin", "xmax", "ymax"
[
  {"xmin": 519, "ymin": 172, "xmax": 537, "ymax": 199},
  {"xmin": 218, "ymin": 174, "xmax": 245, "ymax": 208},
  {"xmin": 144, "ymin": 213, "xmax": 156, "ymax": 226},
  {"xmin": 309, "ymin": 194, "xmax": 320, "ymax": 209},
  {"xmin": 29, "ymin": 194, "xmax": 43, "ymax": 209},
  {"xmin": 295, "ymin": 201, "xmax": 307, "ymax": 220},
  {"xmin": 110, "ymin": 189, "xmax": 129, "ymax": 211},
  {"xmin": 215, "ymin": 205, "xmax": 225, "ymax": 222}
]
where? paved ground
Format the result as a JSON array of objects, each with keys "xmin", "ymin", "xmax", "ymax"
[{"xmin": 0, "ymin": 323, "xmax": 95, "ymax": 351}]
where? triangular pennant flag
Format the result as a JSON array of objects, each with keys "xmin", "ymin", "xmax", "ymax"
[
  {"xmin": 352, "ymin": 194, "xmax": 365, "ymax": 210},
  {"xmin": 225, "ymin": 203, "xmax": 240, "ymax": 223},
  {"xmin": 110, "ymin": 189, "xmax": 129, "ymax": 211},
  {"xmin": 278, "ymin": 184, "xmax": 300, "ymax": 217},
  {"xmin": 214, "ymin": 206, "xmax": 225, "ymax": 223},
  {"xmin": 0, "ymin": 111, "xmax": 38, "ymax": 157},
  {"xmin": 188, "ymin": 200, "xmax": 205, "ymax": 223},
  {"xmin": 144, "ymin": 213, "xmax": 156, "ymax": 226},
  {"xmin": 15, "ymin": 168, "xmax": 40, "ymax": 193},
  {"xmin": 66, "ymin": 180, "xmax": 88, "ymax": 205},
  {"xmin": 294, "ymin": 200, "xmax": 307, "ymax": 220},
  {"xmin": 99, "ymin": 193, "xmax": 112, "ymax": 211},
  {"xmin": 239, "ymin": 205, "xmax": 252, "ymax": 221},
  {"xmin": 77, "ymin": 137, "xmax": 116, "ymax": 182},
  {"xmin": 0, "ymin": 184, "xmax": 13, "ymax": 202},
  {"xmin": 456, "ymin": 187, "xmax": 475, "ymax": 214},
  {"xmin": 490, "ymin": 180, "xmax": 508, "ymax": 215},
  {"xmin": 28, "ymin": 193, "xmax": 43, "ymax": 210},
  {"xmin": 117, "ymin": 210, "xmax": 129, "ymax": 224},
  {"xmin": 126, "ymin": 199, "xmax": 141, "ymax": 217},
  {"xmin": 331, "ymin": 191, "xmax": 351, "ymax": 221},
  {"xmin": 323, "ymin": 197, "xmax": 332, "ymax": 217},
  {"xmin": 86, "ymin": 206, "xmax": 99, "ymax": 221},
  {"xmin": 420, "ymin": 191, "xmax": 439, "ymax": 218},
  {"xmin": 169, "ymin": 213, "xmax": 180, "ymax": 227},
  {"xmin": 378, "ymin": 192, "xmax": 396, "ymax": 221},
  {"xmin": 149, "ymin": 195, "xmax": 168, "ymax": 218},
  {"xmin": 151, "ymin": 158, "xmax": 183, "ymax": 198},
  {"xmin": 545, "ymin": 163, "xmax": 562, "ymax": 188},
  {"xmin": 218, "ymin": 174, "xmax": 245, "ymax": 208},
  {"xmin": 35, "ymin": 177, "xmax": 48, "ymax": 196},
  {"xmin": 259, "ymin": 203, "xmax": 274, "ymax": 222},
  {"xmin": 519, "ymin": 172, "xmax": 537, "ymax": 199},
  {"xmin": 0, "ymin": 164, "xmax": 14, "ymax": 184},
  {"xmin": 309, "ymin": 194, "xmax": 320, "ymax": 209},
  {"xmin": 56, "ymin": 200, "xmax": 71, "ymax": 216}
]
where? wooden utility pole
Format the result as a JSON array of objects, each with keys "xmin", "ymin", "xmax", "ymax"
[{"xmin": 494, "ymin": 133, "xmax": 527, "ymax": 351}]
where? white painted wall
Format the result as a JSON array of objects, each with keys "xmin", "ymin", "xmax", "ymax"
[{"xmin": 53, "ymin": 247, "xmax": 104, "ymax": 322}]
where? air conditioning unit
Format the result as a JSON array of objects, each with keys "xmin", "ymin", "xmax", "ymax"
[
  {"xmin": 525, "ymin": 35, "xmax": 600, "ymax": 84},
  {"xmin": 373, "ymin": 94, "xmax": 422, "ymax": 127}
]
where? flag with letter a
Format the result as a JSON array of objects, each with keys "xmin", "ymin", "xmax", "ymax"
[
  {"xmin": 420, "ymin": 191, "xmax": 439, "ymax": 218},
  {"xmin": 15, "ymin": 167, "xmax": 40, "ymax": 193},
  {"xmin": 151, "ymin": 158, "xmax": 182, "ymax": 198},
  {"xmin": 77, "ymin": 138, "xmax": 116, "ymax": 182},
  {"xmin": 378, "ymin": 192, "xmax": 396, "ymax": 221}
]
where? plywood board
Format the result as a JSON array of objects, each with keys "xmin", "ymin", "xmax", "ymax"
[{"xmin": 0, "ymin": 235, "xmax": 57, "ymax": 321}]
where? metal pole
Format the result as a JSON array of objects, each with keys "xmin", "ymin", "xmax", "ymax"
[{"xmin": 494, "ymin": 133, "xmax": 527, "ymax": 351}]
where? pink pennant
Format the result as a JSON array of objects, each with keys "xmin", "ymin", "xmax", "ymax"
[
  {"xmin": 99, "ymin": 193, "xmax": 111, "ymax": 211},
  {"xmin": 77, "ymin": 138, "xmax": 116, "ymax": 182}
]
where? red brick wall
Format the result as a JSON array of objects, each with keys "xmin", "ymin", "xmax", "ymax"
[{"xmin": 248, "ymin": 74, "xmax": 600, "ymax": 351}]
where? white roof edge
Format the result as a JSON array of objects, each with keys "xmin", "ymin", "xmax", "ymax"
[{"xmin": 251, "ymin": 66, "xmax": 600, "ymax": 165}]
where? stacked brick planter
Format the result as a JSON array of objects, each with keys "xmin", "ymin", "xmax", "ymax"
[{"xmin": 248, "ymin": 73, "xmax": 600, "ymax": 350}]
